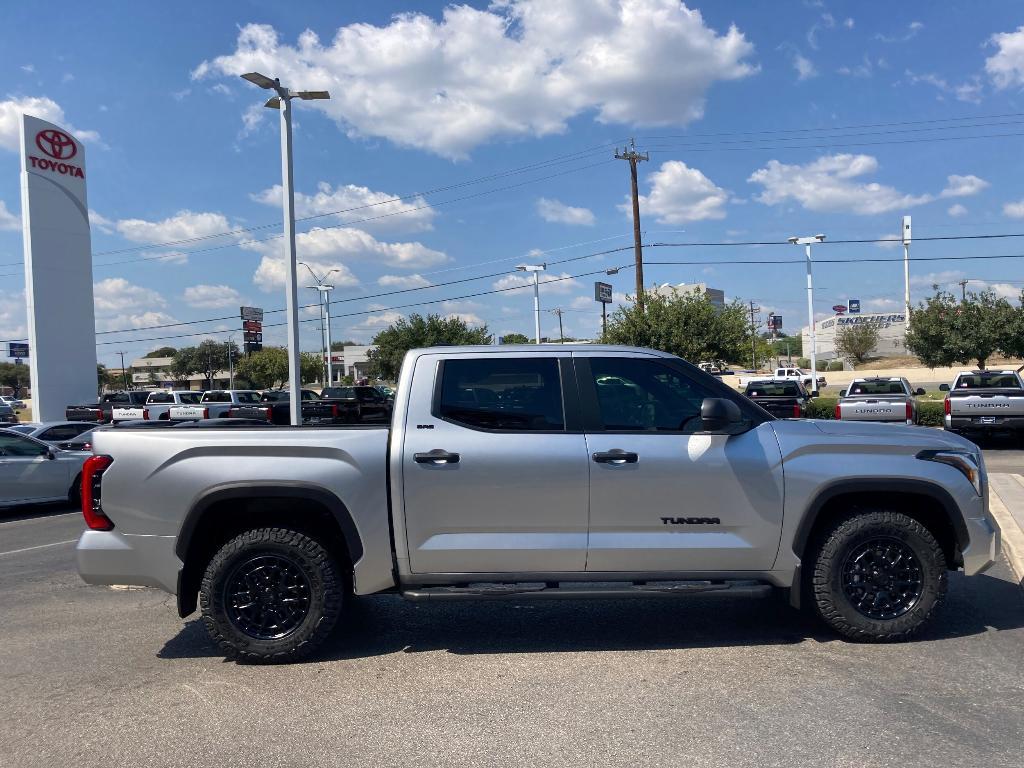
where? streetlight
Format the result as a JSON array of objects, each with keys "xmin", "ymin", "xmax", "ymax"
[
  {"xmin": 788, "ymin": 234, "xmax": 826, "ymax": 394},
  {"xmin": 300, "ymin": 262, "xmax": 339, "ymax": 386},
  {"xmin": 516, "ymin": 263, "xmax": 546, "ymax": 344},
  {"xmin": 241, "ymin": 71, "xmax": 330, "ymax": 425}
]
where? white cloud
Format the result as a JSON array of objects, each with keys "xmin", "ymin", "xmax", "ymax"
[
  {"xmin": 115, "ymin": 210, "xmax": 233, "ymax": 244},
  {"xmin": 440, "ymin": 299, "xmax": 486, "ymax": 326},
  {"xmin": 748, "ymin": 154, "xmax": 933, "ymax": 215},
  {"xmin": 863, "ymin": 297, "xmax": 900, "ymax": 312},
  {"xmin": 986, "ymin": 26, "xmax": 1024, "ymax": 89},
  {"xmin": 493, "ymin": 271, "xmax": 579, "ymax": 295},
  {"xmin": 843, "ymin": 18, "xmax": 854, "ymax": 30},
  {"xmin": 874, "ymin": 233, "xmax": 901, "ymax": 250},
  {"xmin": 88, "ymin": 209, "xmax": 114, "ymax": 234},
  {"xmin": 626, "ymin": 160, "xmax": 727, "ymax": 224},
  {"xmin": 377, "ymin": 274, "xmax": 432, "ymax": 289},
  {"xmin": 837, "ymin": 55, "xmax": 874, "ymax": 78},
  {"xmin": 910, "ymin": 270, "xmax": 964, "ymax": 288},
  {"xmin": 182, "ymin": 284, "xmax": 242, "ymax": 309},
  {"xmin": 95, "ymin": 311, "xmax": 178, "ymax": 333},
  {"xmin": 357, "ymin": 311, "xmax": 404, "ymax": 330},
  {"xmin": 0, "ymin": 200, "xmax": 18, "ymax": 231},
  {"xmin": 876, "ymin": 21, "xmax": 923, "ymax": 44},
  {"xmin": 1003, "ymin": 200, "xmax": 1024, "ymax": 219},
  {"xmin": 193, "ymin": 2, "xmax": 757, "ymax": 158},
  {"xmin": 20, "ymin": 64, "xmax": 34, "ymax": 74},
  {"xmin": 152, "ymin": 251, "xmax": 190, "ymax": 265},
  {"xmin": 240, "ymin": 103, "xmax": 264, "ymax": 137},
  {"xmin": 243, "ymin": 227, "xmax": 447, "ymax": 293},
  {"xmin": 904, "ymin": 70, "xmax": 983, "ymax": 104},
  {"xmin": 0, "ymin": 291, "xmax": 26, "ymax": 343},
  {"xmin": 947, "ymin": 203, "xmax": 968, "ymax": 218},
  {"xmin": 252, "ymin": 182, "xmax": 436, "ymax": 233},
  {"xmin": 0, "ymin": 95, "xmax": 101, "ymax": 152},
  {"xmin": 536, "ymin": 197, "xmax": 595, "ymax": 226},
  {"xmin": 806, "ymin": 13, "xmax": 835, "ymax": 50},
  {"xmin": 792, "ymin": 52, "xmax": 817, "ymax": 80},
  {"xmin": 93, "ymin": 278, "xmax": 166, "ymax": 313},
  {"xmin": 940, "ymin": 174, "xmax": 989, "ymax": 198}
]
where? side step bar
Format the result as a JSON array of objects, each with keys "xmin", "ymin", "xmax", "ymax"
[{"xmin": 401, "ymin": 580, "xmax": 772, "ymax": 602}]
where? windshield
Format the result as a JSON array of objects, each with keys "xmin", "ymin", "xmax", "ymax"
[
  {"xmin": 848, "ymin": 380, "xmax": 909, "ymax": 396},
  {"xmin": 6, "ymin": 424, "xmax": 34, "ymax": 434},
  {"xmin": 955, "ymin": 373, "xmax": 1023, "ymax": 389},
  {"xmin": 746, "ymin": 382, "xmax": 801, "ymax": 397}
]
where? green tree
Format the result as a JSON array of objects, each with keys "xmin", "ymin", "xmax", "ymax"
[
  {"xmin": 235, "ymin": 347, "xmax": 289, "ymax": 389},
  {"xmin": 330, "ymin": 340, "xmax": 358, "ymax": 351},
  {"xmin": 300, "ymin": 352, "xmax": 323, "ymax": 385},
  {"xmin": 368, "ymin": 313, "xmax": 492, "ymax": 379},
  {"xmin": 500, "ymin": 332, "xmax": 532, "ymax": 344},
  {"xmin": 604, "ymin": 291, "xmax": 750, "ymax": 365},
  {"xmin": 906, "ymin": 289, "xmax": 1016, "ymax": 369},
  {"xmin": 834, "ymin": 323, "xmax": 880, "ymax": 364},
  {"xmin": 768, "ymin": 334, "xmax": 802, "ymax": 360},
  {"xmin": 0, "ymin": 362, "xmax": 31, "ymax": 398},
  {"xmin": 144, "ymin": 346, "xmax": 177, "ymax": 358},
  {"xmin": 96, "ymin": 363, "xmax": 118, "ymax": 395},
  {"xmin": 171, "ymin": 340, "xmax": 240, "ymax": 387}
]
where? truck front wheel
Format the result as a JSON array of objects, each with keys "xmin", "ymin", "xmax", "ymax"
[
  {"xmin": 199, "ymin": 527, "xmax": 345, "ymax": 663},
  {"xmin": 810, "ymin": 510, "xmax": 947, "ymax": 642}
]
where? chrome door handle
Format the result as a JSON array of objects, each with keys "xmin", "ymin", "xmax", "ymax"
[
  {"xmin": 592, "ymin": 450, "xmax": 638, "ymax": 464},
  {"xmin": 414, "ymin": 449, "xmax": 460, "ymax": 465}
]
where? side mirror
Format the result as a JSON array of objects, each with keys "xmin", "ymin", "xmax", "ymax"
[
  {"xmin": 915, "ymin": 388, "xmax": 926, "ymax": 396},
  {"xmin": 809, "ymin": 390, "xmax": 819, "ymax": 398},
  {"xmin": 46, "ymin": 449, "xmax": 56, "ymax": 460},
  {"xmin": 939, "ymin": 383, "xmax": 950, "ymax": 392},
  {"xmin": 700, "ymin": 397, "xmax": 743, "ymax": 432},
  {"xmin": 838, "ymin": 389, "xmax": 846, "ymax": 398}
]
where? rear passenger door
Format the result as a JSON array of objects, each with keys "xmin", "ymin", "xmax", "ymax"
[{"xmin": 401, "ymin": 353, "xmax": 589, "ymax": 574}]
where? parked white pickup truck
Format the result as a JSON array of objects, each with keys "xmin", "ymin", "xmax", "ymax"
[
  {"xmin": 740, "ymin": 367, "xmax": 826, "ymax": 390},
  {"xmin": 942, "ymin": 370, "xmax": 1024, "ymax": 439},
  {"xmin": 167, "ymin": 390, "xmax": 261, "ymax": 421},
  {"xmin": 77, "ymin": 345, "xmax": 997, "ymax": 662},
  {"xmin": 111, "ymin": 390, "xmax": 202, "ymax": 422}
]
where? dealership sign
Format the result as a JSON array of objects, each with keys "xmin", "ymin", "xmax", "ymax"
[
  {"xmin": 594, "ymin": 282, "xmax": 613, "ymax": 304},
  {"xmin": 848, "ymin": 299, "xmax": 861, "ymax": 314},
  {"xmin": 20, "ymin": 114, "xmax": 97, "ymax": 420},
  {"xmin": 821, "ymin": 313, "xmax": 906, "ymax": 330},
  {"xmin": 7, "ymin": 342, "xmax": 29, "ymax": 358}
]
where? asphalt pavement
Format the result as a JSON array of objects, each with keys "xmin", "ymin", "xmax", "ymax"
[{"xmin": 2, "ymin": 457, "xmax": 1023, "ymax": 768}]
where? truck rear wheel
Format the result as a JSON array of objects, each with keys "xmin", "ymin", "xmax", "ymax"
[
  {"xmin": 810, "ymin": 510, "xmax": 947, "ymax": 642},
  {"xmin": 200, "ymin": 527, "xmax": 345, "ymax": 663}
]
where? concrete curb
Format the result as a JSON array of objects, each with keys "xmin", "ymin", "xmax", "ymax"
[{"xmin": 988, "ymin": 475, "xmax": 1024, "ymax": 584}]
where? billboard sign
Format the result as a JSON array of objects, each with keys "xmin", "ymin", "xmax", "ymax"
[
  {"xmin": 240, "ymin": 306, "xmax": 264, "ymax": 322},
  {"xmin": 594, "ymin": 282, "xmax": 613, "ymax": 304},
  {"xmin": 20, "ymin": 114, "xmax": 97, "ymax": 420},
  {"xmin": 832, "ymin": 304, "xmax": 847, "ymax": 313},
  {"xmin": 243, "ymin": 332, "xmax": 263, "ymax": 343},
  {"xmin": 848, "ymin": 299, "xmax": 861, "ymax": 314},
  {"xmin": 242, "ymin": 320, "xmax": 262, "ymax": 332},
  {"xmin": 767, "ymin": 315, "xmax": 782, "ymax": 330},
  {"xmin": 8, "ymin": 342, "xmax": 29, "ymax": 358}
]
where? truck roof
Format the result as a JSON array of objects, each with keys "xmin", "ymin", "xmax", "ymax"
[{"xmin": 407, "ymin": 344, "xmax": 677, "ymax": 357}]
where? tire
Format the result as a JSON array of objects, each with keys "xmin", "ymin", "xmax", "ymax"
[
  {"xmin": 200, "ymin": 527, "xmax": 345, "ymax": 663},
  {"xmin": 810, "ymin": 510, "xmax": 947, "ymax": 642}
]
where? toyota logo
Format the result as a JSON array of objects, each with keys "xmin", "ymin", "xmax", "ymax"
[{"xmin": 35, "ymin": 129, "xmax": 77, "ymax": 160}]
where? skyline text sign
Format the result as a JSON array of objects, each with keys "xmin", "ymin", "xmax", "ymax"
[{"xmin": 20, "ymin": 114, "xmax": 97, "ymax": 420}]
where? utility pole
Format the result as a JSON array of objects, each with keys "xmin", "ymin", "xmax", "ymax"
[
  {"xmin": 118, "ymin": 350, "xmax": 129, "ymax": 391},
  {"xmin": 549, "ymin": 308, "xmax": 566, "ymax": 343},
  {"xmin": 958, "ymin": 279, "xmax": 969, "ymax": 302},
  {"xmin": 902, "ymin": 215, "xmax": 912, "ymax": 323},
  {"xmin": 748, "ymin": 301, "xmax": 760, "ymax": 371},
  {"xmin": 227, "ymin": 337, "xmax": 234, "ymax": 389},
  {"xmin": 615, "ymin": 139, "xmax": 649, "ymax": 315}
]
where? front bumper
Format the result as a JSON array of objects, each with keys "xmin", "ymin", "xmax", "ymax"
[
  {"xmin": 961, "ymin": 499, "xmax": 1000, "ymax": 576},
  {"xmin": 76, "ymin": 529, "xmax": 180, "ymax": 593}
]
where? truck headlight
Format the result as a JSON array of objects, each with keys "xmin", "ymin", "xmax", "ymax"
[{"xmin": 917, "ymin": 450, "xmax": 983, "ymax": 496}]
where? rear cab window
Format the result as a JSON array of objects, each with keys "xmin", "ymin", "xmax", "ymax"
[
  {"xmin": 955, "ymin": 373, "xmax": 1023, "ymax": 389},
  {"xmin": 848, "ymin": 380, "xmax": 909, "ymax": 396},
  {"xmin": 435, "ymin": 357, "xmax": 565, "ymax": 431}
]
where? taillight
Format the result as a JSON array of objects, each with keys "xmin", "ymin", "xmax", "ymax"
[
  {"xmin": 944, "ymin": 397, "xmax": 951, "ymax": 415},
  {"xmin": 81, "ymin": 455, "xmax": 114, "ymax": 531},
  {"xmin": 331, "ymin": 404, "xmax": 339, "ymax": 418},
  {"xmin": 834, "ymin": 403, "xmax": 841, "ymax": 419},
  {"xmin": 202, "ymin": 407, "xmax": 209, "ymax": 419},
  {"xmin": 906, "ymin": 401, "xmax": 914, "ymax": 422},
  {"xmin": 143, "ymin": 407, "xmax": 150, "ymax": 420},
  {"xmin": 265, "ymin": 407, "xmax": 273, "ymax": 421},
  {"xmin": 793, "ymin": 403, "xmax": 801, "ymax": 418}
]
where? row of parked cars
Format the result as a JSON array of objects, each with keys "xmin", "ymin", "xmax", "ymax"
[{"xmin": 742, "ymin": 368, "xmax": 1024, "ymax": 439}]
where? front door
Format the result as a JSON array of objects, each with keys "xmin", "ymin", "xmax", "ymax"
[
  {"xmin": 577, "ymin": 354, "xmax": 784, "ymax": 572},
  {"xmin": 0, "ymin": 432, "xmax": 67, "ymax": 504},
  {"xmin": 402, "ymin": 353, "xmax": 589, "ymax": 574}
]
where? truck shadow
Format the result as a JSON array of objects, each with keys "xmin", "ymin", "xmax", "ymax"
[{"xmin": 158, "ymin": 570, "xmax": 1024, "ymax": 663}]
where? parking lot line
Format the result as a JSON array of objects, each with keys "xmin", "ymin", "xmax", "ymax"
[{"xmin": 0, "ymin": 539, "xmax": 77, "ymax": 557}]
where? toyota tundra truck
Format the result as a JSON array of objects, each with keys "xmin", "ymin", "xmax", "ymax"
[
  {"xmin": 167, "ymin": 389, "xmax": 261, "ymax": 421},
  {"xmin": 836, "ymin": 377, "xmax": 926, "ymax": 425},
  {"xmin": 111, "ymin": 390, "xmax": 202, "ymax": 422},
  {"xmin": 66, "ymin": 391, "xmax": 152, "ymax": 423},
  {"xmin": 942, "ymin": 369, "xmax": 1024, "ymax": 439},
  {"xmin": 76, "ymin": 345, "xmax": 998, "ymax": 663}
]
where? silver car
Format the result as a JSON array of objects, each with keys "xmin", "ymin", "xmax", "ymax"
[
  {"xmin": 0, "ymin": 395, "xmax": 25, "ymax": 410},
  {"xmin": 6, "ymin": 421, "xmax": 96, "ymax": 443},
  {"xmin": 0, "ymin": 402, "xmax": 16, "ymax": 425},
  {"xmin": 0, "ymin": 429, "xmax": 88, "ymax": 508}
]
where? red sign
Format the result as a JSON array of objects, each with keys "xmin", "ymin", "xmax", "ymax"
[
  {"xmin": 243, "ymin": 320, "xmax": 262, "ymax": 332},
  {"xmin": 35, "ymin": 129, "xmax": 77, "ymax": 160},
  {"xmin": 832, "ymin": 304, "xmax": 847, "ymax": 313}
]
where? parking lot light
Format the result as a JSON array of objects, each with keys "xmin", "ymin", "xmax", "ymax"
[
  {"xmin": 788, "ymin": 234, "xmax": 826, "ymax": 394},
  {"xmin": 516, "ymin": 264, "xmax": 546, "ymax": 344}
]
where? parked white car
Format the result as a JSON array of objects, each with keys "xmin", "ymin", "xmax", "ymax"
[
  {"xmin": 0, "ymin": 429, "xmax": 88, "ymax": 508},
  {"xmin": 111, "ymin": 390, "xmax": 202, "ymax": 422},
  {"xmin": 1, "ymin": 395, "xmax": 25, "ymax": 410},
  {"xmin": 167, "ymin": 390, "xmax": 261, "ymax": 421},
  {"xmin": 740, "ymin": 367, "xmax": 827, "ymax": 389}
]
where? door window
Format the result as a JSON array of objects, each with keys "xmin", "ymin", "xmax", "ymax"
[
  {"xmin": 437, "ymin": 358, "xmax": 564, "ymax": 431},
  {"xmin": 39, "ymin": 424, "xmax": 88, "ymax": 441},
  {"xmin": 0, "ymin": 432, "xmax": 49, "ymax": 457},
  {"xmin": 587, "ymin": 358, "xmax": 714, "ymax": 432}
]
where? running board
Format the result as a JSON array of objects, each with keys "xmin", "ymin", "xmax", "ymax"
[{"xmin": 401, "ymin": 580, "xmax": 772, "ymax": 602}]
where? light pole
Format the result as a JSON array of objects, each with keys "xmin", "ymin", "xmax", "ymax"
[
  {"xmin": 227, "ymin": 336, "xmax": 234, "ymax": 389},
  {"xmin": 300, "ymin": 263, "xmax": 339, "ymax": 386},
  {"xmin": 788, "ymin": 234, "xmax": 826, "ymax": 394},
  {"xmin": 241, "ymin": 72, "xmax": 330, "ymax": 424},
  {"xmin": 516, "ymin": 264, "xmax": 546, "ymax": 343}
]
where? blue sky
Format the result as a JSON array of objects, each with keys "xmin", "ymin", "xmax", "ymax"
[{"xmin": 3, "ymin": 1, "xmax": 1024, "ymax": 366}]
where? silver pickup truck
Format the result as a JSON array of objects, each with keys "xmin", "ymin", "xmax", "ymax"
[
  {"xmin": 837, "ymin": 377, "xmax": 925, "ymax": 424},
  {"xmin": 942, "ymin": 370, "xmax": 1024, "ymax": 439},
  {"xmin": 76, "ymin": 345, "xmax": 998, "ymax": 662}
]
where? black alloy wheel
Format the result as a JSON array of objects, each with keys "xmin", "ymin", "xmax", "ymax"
[
  {"xmin": 840, "ymin": 537, "xmax": 923, "ymax": 620},
  {"xmin": 224, "ymin": 554, "xmax": 312, "ymax": 640}
]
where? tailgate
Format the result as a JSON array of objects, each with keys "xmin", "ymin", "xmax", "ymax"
[
  {"xmin": 839, "ymin": 398, "xmax": 905, "ymax": 422},
  {"xmin": 950, "ymin": 392, "xmax": 1024, "ymax": 417},
  {"xmin": 168, "ymin": 405, "xmax": 206, "ymax": 420},
  {"xmin": 229, "ymin": 405, "xmax": 272, "ymax": 421},
  {"xmin": 111, "ymin": 407, "xmax": 145, "ymax": 421},
  {"xmin": 66, "ymin": 406, "xmax": 106, "ymax": 422}
]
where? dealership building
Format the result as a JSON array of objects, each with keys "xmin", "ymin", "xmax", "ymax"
[{"xmin": 800, "ymin": 312, "xmax": 908, "ymax": 361}]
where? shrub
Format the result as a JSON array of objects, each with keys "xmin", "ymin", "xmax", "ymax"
[
  {"xmin": 917, "ymin": 400, "xmax": 945, "ymax": 427},
  {"xmin": 827, "ymin": 360, "xmax": 844, "ymax": 372},
  {"xmin": 806, "ymin": 397, "xmax": 838, "ymax": 419},
  {"xmin": 797, "ymin": 358, "xmax": 810, "ymax": 369}
]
